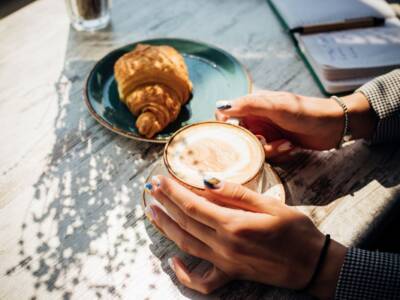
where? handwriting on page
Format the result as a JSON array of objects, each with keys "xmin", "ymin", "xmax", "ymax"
[{"xmin": 303, "ymin": 27, "xmax": 400, "ymax": 69}]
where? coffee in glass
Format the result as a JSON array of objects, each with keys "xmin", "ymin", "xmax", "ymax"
[{"xmin": 164, "ymin": 121, "xmax": 265, "ymax": 192}]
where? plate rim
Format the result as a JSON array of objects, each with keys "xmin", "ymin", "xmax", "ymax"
[{"xmin": 83, "ymin": 37, "xmax": 253, "ymax": 143}]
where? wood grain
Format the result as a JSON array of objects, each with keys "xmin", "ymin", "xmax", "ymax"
[{"xmin": 0, "ymin": 0, "xmax": 399, "ymax": 299}]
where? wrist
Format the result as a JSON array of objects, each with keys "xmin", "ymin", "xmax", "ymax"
[
  {"xmin": 309, "ymin": 97, "xmax": 345, "ymax": 149},
  {"xmin": 339, "ymin": 93, "xmax": 377, "ymax": 141},
  {"xmin": 308, "ymin": 240, "xmax": 347, "ymax": 299}
]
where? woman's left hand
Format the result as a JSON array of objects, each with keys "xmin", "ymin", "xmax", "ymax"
[{"xmin": 145, "ymin": 176, "xmax": 347, "ymax": 298}]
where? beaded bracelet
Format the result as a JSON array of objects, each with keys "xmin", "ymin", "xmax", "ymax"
[{"xmin": 331, "ymin": 96, "xmax": 352, "ymax": 148}]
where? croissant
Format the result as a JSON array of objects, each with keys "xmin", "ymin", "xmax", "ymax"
[{"xmin": 114, "ymin": 44, "xmax": 192, "ymax": 138}]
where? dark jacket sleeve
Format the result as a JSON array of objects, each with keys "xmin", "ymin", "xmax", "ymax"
[
  {"xmin": 356, "ymin": 69, "xmax": 400, "ymax": 144},
  {"xmin": 334, "ymin": 71, "xmax": 400, "ymax": 299},
  {"xmin": 334, "ymin": 248, "xmax": 400, "ymax": 299}
]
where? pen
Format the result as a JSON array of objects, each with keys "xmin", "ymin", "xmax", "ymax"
[{"xmin": 290, "ymin": 17, "xmax": 385, "ymax": 34}]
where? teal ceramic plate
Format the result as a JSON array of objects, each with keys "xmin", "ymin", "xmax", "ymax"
[{"xmin": 84, "ymin": 38, "xmax": 252, "ymax": 143}]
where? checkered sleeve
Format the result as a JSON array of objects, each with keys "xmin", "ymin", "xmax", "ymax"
[
  {"xmin": 356, "ymin": 69, "xmax": 400, "ymax": 144},
  {"xmin": 335, "ymin": 248, "xmax": 400, "ymax": 299}
]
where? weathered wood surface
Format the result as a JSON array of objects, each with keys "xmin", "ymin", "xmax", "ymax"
[{"xmin": 1, "ymin": 0, "xmax": 400, "ymax": 299}]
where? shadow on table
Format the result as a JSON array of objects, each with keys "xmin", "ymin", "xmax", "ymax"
[
  {"xmin": 3, "ymin": 23, "xmax": 165, "ymax": 299},
  {"xmin": 4, "ymin": 13, "xmax": 400, "ymax": 300},
  {"xmin": 6, "ymin": 61, "xmax": 398, "ymax": 300},
  {"xmin": 0, "ymin": 0, "xmax": 36, "ymax": 19},
  {"xmin": 277, "ymin": 141, "xmax": 400, "ymax": 250},
  {"xmin": 278, "ymin": 140, "xmax": 400, "ymax": 207}
]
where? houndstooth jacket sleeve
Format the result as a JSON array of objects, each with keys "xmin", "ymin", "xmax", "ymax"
[
  {"xmin": 334, "ymin": 248, "xmax": 400, "ymax": 299},
  {"xmin": 334, "ymin": 71, "xmax": 400, "ymax": 299},
  {"xmin": 356, "ymin": 69, "xmax": 400, "ymax": 143}
]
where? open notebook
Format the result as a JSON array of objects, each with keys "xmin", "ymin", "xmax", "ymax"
[{"xmin": 268, "ymin": 0, "xmax": 400, "ymax": 94}]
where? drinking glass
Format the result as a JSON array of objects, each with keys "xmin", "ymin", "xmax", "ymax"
[{"xmin": 65, "ymin": 0, "xmax": 111, "ymax": 31}]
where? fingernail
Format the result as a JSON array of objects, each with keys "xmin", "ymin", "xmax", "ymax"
[
  {"xmin": 216, "ymin": 100, "xmax": 232, "ymax": 110},
  {"xmin": 167, "ymin": 257, "xmax": 175, "ymax": 272},
  {"xmin": 256, "ymin": 134, "xmax": 267, "ymax": 145},
  {"xmin": 226, "ymin": 117, "xmax": 240, "ymax": 126},
  {"xmin": 144, "ymin": 182, "xmax": 153, "ymax": 193},
  {"xmin": 151, "ymin": 175, "xmax": 161, "ymax": 187},
  {"xmin": 203, "ymin": 175, "xmax": 222, "ymax": 189},
  {"xmin": 145, "ymin": 205, "xmax": 157, "ymax": 221},
  {"xmin": 278, "ymin": 141, "xmax": 293, "ymax": 152}
]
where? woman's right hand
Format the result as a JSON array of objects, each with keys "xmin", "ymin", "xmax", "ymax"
[
  {"xmin": 215, "ymin": 90, "xmax": 376, "ymax": 161},
  {"xmin": 146, "ymin": 175, "xmax": 347, "ymax": 299}
]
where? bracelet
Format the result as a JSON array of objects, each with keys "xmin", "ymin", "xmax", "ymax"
[
  {"xmin": 331, "ymin": 96, "xmax": 351, "ymax": 148},
  {"xmin": 302, "ymin": 234, "xmax": 331, "ymax": 292}
]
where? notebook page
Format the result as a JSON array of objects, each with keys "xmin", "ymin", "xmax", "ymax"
[
  {"xmin": 297, "ymin": 34, "xmax": 375, "ymax": 93},
  {"xmin": 299, "ymin": 19, "xmax": 400, "ymax": 70},
  {"xmin": 271, "ymin": 0, "xmax": 395, "ymax": 29}
]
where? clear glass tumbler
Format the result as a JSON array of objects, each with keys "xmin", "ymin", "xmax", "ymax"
[{"xmin": 65, "ymin": 0, "xmax": 111, "ymax": 31}]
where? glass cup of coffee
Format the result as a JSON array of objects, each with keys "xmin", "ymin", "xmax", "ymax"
[
  {"xmin": 163, "ymin": 121, "xmax": 266, "ymax": 193},
  {"xmin": 65, "ymin": 0, "xmax": 111, "ymax": 31},
  {"xmin": 143, "ymin": 121, "xmax": 285, "ymax": 226}
]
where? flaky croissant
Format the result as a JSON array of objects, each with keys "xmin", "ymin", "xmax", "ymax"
[{"xmin": 114, "ymin": 44, "xmax": 192, "ymax": 138}]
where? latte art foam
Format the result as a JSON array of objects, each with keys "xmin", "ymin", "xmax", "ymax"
[{"xmin": 165, "ymin": 123, "xmax": 264, "ymax": 188}]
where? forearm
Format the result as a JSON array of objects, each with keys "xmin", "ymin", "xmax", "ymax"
[
  {"xmin": 348, "ymin": 69, "xmax": 400, "ymax": 144},
  {"xmin": 307, "ymin": 92, "xmax": 377, "ymax": 148},
  {"xmin": 341, "ymin": 92, "xmax": 377, "ymax": 141},
  {"xmin": 324, "ymin": 70, "xmax": 400, "ymax": 145},
  {"xmin": 308, "ymin": 240, "xmax": 347, "ymax": 300}
]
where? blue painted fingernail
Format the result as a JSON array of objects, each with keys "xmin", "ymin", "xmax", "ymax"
[
  {"xmin": 216, "ymin": 100, "xmax": 232, "ymax": 110},
  {"xmin": 144, "ymin": 182, "xmax": 153, "ymax": 193},
  {"xmin": 203, "ymin": 175, "xmax": 222, "ymax": 189},
  {"xmin": 278, "ymin": 141, "xmax": 293, "ymax": 152}
]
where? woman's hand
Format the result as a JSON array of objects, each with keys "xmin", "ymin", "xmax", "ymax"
[
  {"xmin": 145, "ymin": 176, "xmax": 347, "ymax": 298},
  {"xmin": 215, "ymin": 90, "xmax": 376, "ymax": 161}
]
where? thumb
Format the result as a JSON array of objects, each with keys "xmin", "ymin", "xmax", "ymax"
[
  {"xmin": 216, "ymin": 93, "xmax": 274, "ymax": 118},
  {"xmin": 202, "ymin": 176, "xmax": 282, "ymax": 215}
]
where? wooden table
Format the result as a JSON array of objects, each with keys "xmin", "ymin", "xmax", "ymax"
[{"xmin": 1, "ymin": 0, "xmax": 400, "ymax": 299}]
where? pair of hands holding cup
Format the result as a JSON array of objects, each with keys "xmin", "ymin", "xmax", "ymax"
[{"xmin": 145, "ymin": 90, "xmax": 377, "ymax": 299}]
